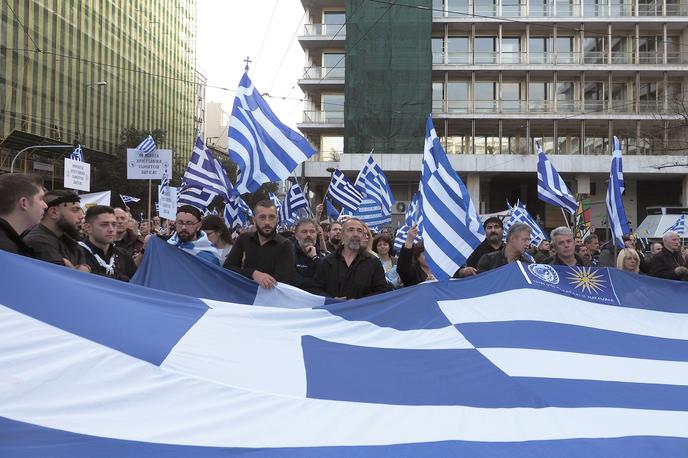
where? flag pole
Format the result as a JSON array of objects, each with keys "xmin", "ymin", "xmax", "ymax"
[
  {"xmin": 147, "ymin": 179, "xmax": 152, "ymax": 223},
  {"xmin": 561, "ymin": 208, "xmax": 571, "ymax": 229}
]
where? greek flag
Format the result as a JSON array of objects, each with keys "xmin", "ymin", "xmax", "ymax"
[
  {"xmin": 664, "ymin": 214, "xmax": 685, "ymax": 236},
  {"xmin": 536, "ymin": 142, "xmax": 578, "ymax": 214},
  {"xmin": 70, "ymin": 144, "xmax": 83, "ymax": 162},
  {"xmin": 503, "ymin": 200, "xmax": 548, "ymax": 245},
  {"xmin": 393, "ymin": 191, "xmax": 423, "ymax": 251},
  {"xmin": 280, "ymin": 180, "xmax": 309, "ymax": 223},
  {"xmin": 160, "ymin": 166, "xmax": 170, "ymax": 195},
  {"xmin": 119, "ymin": 194, "xmax": 140, "ymax": 204},
  {"xmin": 5, "ymin": 238, "xmax": 687, "ymax": 456},
  {"xmin": 605, "ymin": 136, "xmax": 631, "ymax": 249},
  {"xmin": 354, "ymin": 152, "xmax": 395, "ymax": 215},
  {"xmin": 183, "ymin": 137, "xmax": 234, "ymax": 201},
  {"xmin": 224, "ymin": 195, "xmax": 252, "ymax": 230},
  {"xmin": 269, "ymin": 192, "xmax": 282, "ymax": 215},
  {"xmin": 328, "ymin": 169, "xmax": 364, "ymax": 212},
  {"xmin": 177, "ymin": 185, "xmax": 216, "ymax": 211},
  {"xmin": 325, "ymin": 199, "xmax": 339, "ymax": 220},
  {"xmin": 136, "ymin": 135, "xmax": 157, "ymax": 155},
  {"xmin": 228, "ymin": 72, "xmax": 317, "ymax": 194},
  {"xmin": 420, "ymin": 115, "xmax": 485, "ymax": 280}
]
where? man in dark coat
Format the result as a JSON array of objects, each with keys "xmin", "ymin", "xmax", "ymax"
[
  {"xmin": 308, "ymin": 218, "xmax": 392, "ymax": 299},
  {"xmin": 649, "ymin": 231, "xmax": 688, "ymax": 281},
  {"xmin": 0, "ymin": 173, "xmax": 46, "ymax": 257},
  {"xmin": 544, "ymin": 226, "xmax": 586, "ymax": 267},
  {"xmin": 292, "ymin": 218, "xmax": 325, "ymax": 290},
  {"xmin": 477, "ymin": 222, "xmax": 533, "ymax": 272}
]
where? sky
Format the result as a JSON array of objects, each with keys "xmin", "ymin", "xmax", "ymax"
[{"xmin": 196, "ymin": 0, "xmax": 307, "ymax": 130}]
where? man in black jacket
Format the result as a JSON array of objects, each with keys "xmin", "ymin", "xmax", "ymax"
[
  {"xmin": 650, "ymin": 231, "xmax": 688, "ymax": 281},
  {"xmin": 459, "ymin": 217, "xmax": 504, "ymax": 276},
  {"xmin": 477, "ymin": 222, "xmax": 533, "ymax": 272},
  {"xmin": 544, "ymin": 226, "xmax": 586, "ymax": 267},
  {"xmin": 0, "ymin": 173, "xmax": 46, "ymax": 257},
  {"xmin": 308, "ymin": 218, "xmax": 392, "ymax": 299},
  {"xmin": 80, "ymin": 205, "xmax": 137, "ymax": 281},
  {"xmin": 292, "ymin": 218, "xmax": 325, "ymax": 290}
]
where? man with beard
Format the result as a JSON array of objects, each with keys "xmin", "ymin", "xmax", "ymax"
[
  {"xmin": 113, "ymin": 207, "xmax": 144, "ymax": 260},
  {"xmin": 291, "ymin": 218, "xmax": 324, "ymax": 289},
  {"xmin": 167, "ymin": 205, "xmax": 220, "ymax": 266},
  {"xmin": 0, "ymin": 173, "xmax": 47, "ymax": 256},
  {"xmin": 79, "ymin": 205, "xmax": 137, "ymax": 281},
  {"xmin": 325, "ymin": 221, "xmax": 342, "ymax": 253},
  {"xmin": 308, "ymin": 218, "xmax": 391, "ymax": 299},
  {"xmin": 23, "ymin": 190, "xmax": 90, "ymax": 271},
  {"xmin": 456, "ymin": 217, "xmax": 505, "ymax": 277},
  {"xmin": 224, "ymin": 200, "xmax": 295, "ymax": 288}
]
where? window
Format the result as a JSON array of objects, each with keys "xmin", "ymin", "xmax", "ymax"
[
  {"xmin": 530, "ymin": 0, "xmax": 551, "ymax": 15},
  {"xmin": 447, "ymin": 0, "xmax": 469, "ymax": 15},
  {"xmin": 447, "ymin": 37, "xmax": 469, "ymax": 63},
  {"xmin": 584, "ymin": 82, "xmax": 606, "ymax": 112},
  {"xmin": 475, "ymin": 37, "xmax": 497, "ymax": 63},
  {"xmin": 529, "ymin": 36, "xmax": 552, "ymax": 63},
  {"xmin": 556, "ymin": 37, "xmax": 574, "ymax": 63},
  {"xmin": 321, "ymin": 93, "xmax": 344, "ymax": 122},
  {"xmin": 432, "ymin": 81, "xmax": 445, "ymax": 112},
  {"xmin": 584, "ymin": 37, "xmax": 606, "ymax": 64},
  {"xmin": 556, "ymin": 81, "xmax": 575, "ymax": 111},
  {"xmin": 529, "ymin": 82, "xmax": 552, "ymax": 111},
  {"xmin": 474, "ymin": 0, "xmax": 497, "ymax": 15},
  {"xmin": 323, "ymin": 11, "xmax": 345, "ymax": 35},
  {"xmin": 475, "ymin": 82, "xmax": 497, "ymax": 111},
  {"xmin": 320, "ymin": 136, "xmax": 343, "ymax": 161},
  {"xmin": 447, "ymin": 81, "xmax": 468, "ymax": 112},
  {"xmin": 432, "ymin": 37, "xmax": 444, "ymax": 64},
  {"xmin": 502, "ymin": 82, "xmax": 522, "ymax": 112},
  {"xmin": 322, "ymin": 53, "xmax": 345, "ymax": 78},
  {"xmin": 501, "ymin": 37, "xmax": 521, "ymax": 63},
  {"xmin": 612, "ymin": 81, "xmax": 630, "ymax": 112},
  {"xmin": 433, "ymin": 0, "xmax": 445, "ymax": 16}
]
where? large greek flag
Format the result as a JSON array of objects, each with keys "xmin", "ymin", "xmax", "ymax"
[
  {"xmin": 664, "ymin": 214, "xmax": 685, "ymax": 236},
  {"xmin": 3, "ymin": 239, "xmax": 688, "ymax": 456},
  {"xmin": 420, "ymin": 115, "xmax": 485, "ymax": 280},
  {"xmin": 228, "ymin": 72, "xmax": 317, "ymax": 194},
  {"xmin": 536, "ymin": 142, "xmax": 578, "ymax": 214},
  {"xmin": 280, "ymin": 179, "xmax": 309, "ymax": 223},
  {"xmin": 183, "ymin": 137, "xmax": 234, "ymax": 201},
  {"xmin": 605, "ymin": 136, "xmax": 631, "ymax": 248},
  {"xmin": 328, "ymin": 169, "xmax": 365, "ymax": 212}
]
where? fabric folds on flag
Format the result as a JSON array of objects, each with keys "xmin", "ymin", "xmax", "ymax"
[
  {"xmin": 177, "ymin": 185, "xmax": 216, "ymax": 211},
  {"xmin": 160, "ymin": 166, "xmax": 170, "ymax": 195},
  {"xmin": 280, "ymin": 180, "xmax": 309, "ymax": 224},
  {"xmin": 224, "ymin": 194, "xmax": 252, "ymax": 230},
  {"xmin": 354, "ymin": 152, "xmax": 395, "ymax": 215},
  {"xmin": 325, "ymin": 199, "xmax": 339, "ymax": 221},
  {"xmin": 536, "ymin": 142, "xmax": 578, "ymax": 214},
  {"xmin": 228, "ymin": 72, "xmax": 316, "ymax": 194},
  {"xmin": 605, "ymin": 136, "xmax": 631, "ymax": 248},
  {"xmin": 136, "ymin": 135, "xmax": 157, "ymax": 155},
  {"xmin": 420, "ymin": 115, "xmax": 485, "ymax": 280},
  {"xmin": 664, "ymin": 214, "xmax": 685, "ymax": 236},
  {"xmin": 394, "ymin": 191, "xmax": 423, "ymax": 251},
  {"xmin": 70, "ymin": 144, "xmax": 83, "ymax": 162},
  {"xmin": 328, "ymin": 170, "xmax": 364, "ymax": 212},
  {"xmin": 183, "ymin": 137, "xmax": 234, "ymax": 201},
  {"xmin": 119, "ymin": 194, "xmax": 140, "ymax": 205},
  {"xmin": 503, "ymin": 200, "xmax": 548, "ymax": 245}
]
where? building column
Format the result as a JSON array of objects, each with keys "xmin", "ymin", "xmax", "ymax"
[
  {"xmin": 682, "ymin": 176, "xmax": 688, "ymax": 207},
  {"xmin": 467, "ymin": 174, "xmax": 481, "ymax": 211}
]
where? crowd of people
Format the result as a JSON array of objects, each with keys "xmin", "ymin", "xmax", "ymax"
[{"xmin": 1, "ymin": 173, "xmax": 687, "ymax": 301}]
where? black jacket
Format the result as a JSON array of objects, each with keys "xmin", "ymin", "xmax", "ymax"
[
  {"xmin": 308, "ymin": 248, "xmax": 392, "ymax": 299},
  {"xmin": 649, "ymin": 247, "xmax": 688, "ymax": 281},
  {"xmin": 0, "ymin": 218, "xmax": 33, "ymax": 257},
  {"xmin": 477, "ymin": 248, "xmax": 532, "ymax": 272},
  {"xmin": 224, "ymin": 231, "xmax": 295, "ymax": 284},
  {"xmin": 80, "ymin": 239, "xmax": 137, "ymax": 282},
  {"xmin": 292, "ymin": 239, "xmax": 324, "ymax": 290},
  {"xmin": 396, "ymin": 246, "xmax": 428, "ymax": 286},
  {"xmin": 23, "ymin": 224, "xmax": 87, "ymax": 266},
  {"xmin": 544, "ymin": 253, "xmax": 586, "ymax": 267},
  {"xmin": 465, "ymin": 239, "xmax": 504, "ymax": 268}
]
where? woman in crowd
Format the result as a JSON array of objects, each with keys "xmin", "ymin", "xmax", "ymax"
[
  {"xmin": 396, "ymin": 226, "xmax": 436, "ymax": 286},
  {"xmin": 373, "ymin": 234, "xmax": 401, "ymax": 289},
  {"xmin": 616, "ymin": 247, "xmax": 641, "ymax": 273},
  {"xmin": 201, "ymin": 215, "xmax": 233, "ymax": 265}
]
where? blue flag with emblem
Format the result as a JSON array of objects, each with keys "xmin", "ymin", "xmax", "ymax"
[{"xmin": 228, "ymin": 72, "xmax": 317, "ymax": 194}]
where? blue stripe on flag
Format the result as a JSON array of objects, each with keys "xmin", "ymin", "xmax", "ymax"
[
  {"xmin": 605, "ymin": 136, "xmax": 631, "ymax": 248},
  {"xmin": 0, "ymin": 250, "xmax": 208, "ymax": 365},
  {"xmin": 536, "ymin": 142, "xmax": 578, "ymax": 214},
  {"xmin": 302, "ymin": 336, "xmax": 545, "ymax": 407},
  {"xmin": 328, "ymin": 169, "xmax": 364, "ymax": 212}
]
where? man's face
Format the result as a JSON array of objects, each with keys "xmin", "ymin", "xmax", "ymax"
[
  {"xmin": 665, "ymin": 233, "xmax": 681, "ymax": 252},
  {"xmin": 328, "ymin": 223, "xmax": 342, "ymax": 243},
  {"xmin": 152, "ymin": 217, "xmax": 161, "ymax": 227},
  {"xmin": 485, "ymin": 222, "xmax": 503, "ymax": 244},
  {"xmin": 140, "ymin": 221, "xmax": 150, "ymax": 236},
  {"xmin": 175, "ymin": 212, "xmax": 200, "ymax": 243},
  {"xmin": 86, "ymin": 213, "xmax": 117, "ymax": 246},
  {"xmin": 113, "ymin": 208, "xmax": 128, "ymax": 233},
  {"xmin": 538, "ymin": 240, "xmax": 550, "ymax": 252},
  {"xmin": 579, "ymin": 245, "xmax": 591, "ymax": 260},
  {"xmin": 509, "ymin": 230, "xmax": 531, "ymax": 255},
  {"xmin": 585, "ymin": 238, "xmax": 600, "ymax": 252},
  {"xmin": 341, "ymin": 220, "xmax": 364, "ymax": 252},
  {"xmin": 295, "ymin": 223, "xmax": 317, "ymax": 250},
  {"xmin": 253, "ymin": 205, "xmax": 278, "ymax": 238},
  {"xmin": 24, "ymin": 188, "xmax": 47, "ymax": 226},
  {"xmin": 54, "ymin": 202, "xmax": 84, "ymax": 238},
  {"xmin": 651, "ymin": 243, "xmax": 663, "ymax": 255},
  {"xmin": 553, "ymin": 234, "xmax": 575, "ymax": 258},
  {"xmin": 574, "ymin": 237, "xmax": 583, "ymax": 247}
]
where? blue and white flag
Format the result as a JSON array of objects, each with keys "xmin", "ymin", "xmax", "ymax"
[
  {"xmin": 160, "ymin": 166, "xmax": 170, "ymax": 195},
  {"xmin": 325, "ymin": 199, "xmax": 339, "ymax": 221},
  {"xmin": 536, "ymin": 142, "xmax": 578, "ymax": 214},
  {"xmin": 136, "ymin": 135, "xmax": 157, "ymax": 155},
  {"xmin": 664, "ymin": 214, "xmax": 685, "ymax": 236},
  {"xmin": 420, "ymin": 115, "xmax": 485, "ymax": 280},
  {"xmin": 119, "ymin": 194, "xmax": 140, "ymax": 205},
  {"xmin": 280, "ymin": 180, "xmax": 309, "ymax": 224},
  {"xmin": 394, "ymin": 191, "xmax": 423, "ymax": 251},
  {"xmin": 70, "ymin": 144, "xmax": 83, "ymax": 162},
  {"xmin": 354, "ymin": 152, "xmax": 395, "ymax": 215},
  {"xmin": 3, "ymin": 238, "xmax": 688, "ymax": 456},
  {"xmin": 177, "ymin": 185, "xmax": 216, "ymax": 211},
  {"xmin": 605, "ymin": 136, "xmax": 631, "ymax": 249},
  {"xmin": 224, "ymin": 194, "xmax": 252, "ymax": 230},
  {"xmin": 328, "ymin": 169, "xmax": 364, "ymax": 212},
  {"xmin": 228, "ymin": 72, "xmax": 317, "ymax": 194},
  {"xmin": 504, "ymin": 200, "xmax": 548, "ymax": 245},
  {"xmin": 342, "ymin": 198, "xmax": 392, "ymax": 229},
  {"xmin": 183, "ymin": 137, "xmax": 235, "ymax": 202}
]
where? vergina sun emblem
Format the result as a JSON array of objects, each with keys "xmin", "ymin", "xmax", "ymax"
[
  {"xmin": 566, "ymin": 266, "xmax": 607, "ymax": 294},
  {"xmin": 527, "ymin": 264, "xmax": 560, "ymax": 284}
]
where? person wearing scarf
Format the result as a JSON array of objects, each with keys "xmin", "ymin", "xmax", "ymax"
[{"xmin": 167, "ymin": 205, "xmax": 220, "ymax": 266}]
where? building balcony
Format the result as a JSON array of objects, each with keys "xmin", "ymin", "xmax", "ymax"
[
  {"xmin": 433, "ymin": 51, "xmax": 688, "ymax": 66},
  {"xmin": 301, "ymin": 66, "xmax": 345, "ymax": 80},
  {"xmin": 298, "ymin": 111, "xmax": 345, "ymax": 130},
  {"xmin": 301, "ymin": 23, "xmax": 346, "ymax": 38}
]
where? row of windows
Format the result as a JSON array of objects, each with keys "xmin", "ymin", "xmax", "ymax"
[{"xmin": 432, "ymin": 0, "xmax": 687, "ymax": 16}]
